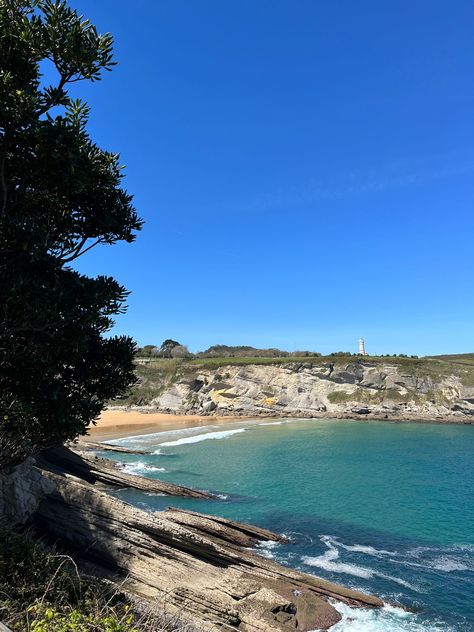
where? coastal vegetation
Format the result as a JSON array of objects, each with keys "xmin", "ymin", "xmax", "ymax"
[
  {"xmin": 0, "ymin": 0, "xmax": 141, "ymax": 468},
  {"xmin": 0, "ymin": 528, "xmax": 187, "ymax": 632},
  {"xmin": 136, "ymin": 342, "xmax": 323, "ymax": 360},
  {"xmin": 0, "ymin": 2, "xmax": 151, "ymax": 631}
]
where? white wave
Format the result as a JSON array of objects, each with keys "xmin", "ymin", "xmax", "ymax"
[
  {"xmin": 340, "ymin": 543, "xmax": 395, "ymax": 557},
  {"xmin": 260, "ymin": 421, "xmax": 284, "ymax": 426},
  {"xmin": 121, "ymin": 461, "xmax": 166, "ymax": 475},
  {"xmin": 256, "ymin": 540, "xmax": 280, "ymax": 559},
  {"xmin": 159, "ymin": 428, "xmax": 246, "ymax": 446},
  {"xmin": 327, "ymin": 602, "xmax": 454, "ymax": 632},
  {"xmin": 302, "ymin": 536, "xmax": 419, "ymax": 591},
  {"xmin": 107, "ymin": 425, "xmax": 221, "ymax": 445},
  {"xmin": 323, "ymin": 535, "xmax": 396, "ymax": 557}
]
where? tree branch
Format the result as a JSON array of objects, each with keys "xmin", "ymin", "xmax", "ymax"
[{"xmin": 60, "ymin": 238, "xmax": 102, "ymax": 263}]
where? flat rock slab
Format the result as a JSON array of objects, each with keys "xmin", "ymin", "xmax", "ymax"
[
  {"xmin": 38, "ymin": 446, "xmax": 214, "ymax": 499},
  {"xmin": 74, "ymin": 441, "xmax": 151, "ymax": 455},
  {"xmin": 164, "ymin": 507, "xmax": 289, "ymax": 548}
]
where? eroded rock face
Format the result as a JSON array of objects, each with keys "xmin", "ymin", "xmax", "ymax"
[
  {"xmin": 0, "ymin": 458, "xmax": 55, "ymax": 527},
  {"xmin": 143, "ymin": 362, "xmax": 474, "ymax": 421},
  {"xmin": 32, "ymin": 469, "xmax": 383, "ymax": 631}
]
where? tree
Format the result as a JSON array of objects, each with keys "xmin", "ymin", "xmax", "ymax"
[
  {"xmin": 159, "ymin": 339, "xmax": 181, "ymax": 359},
  {"xmin": 170, "ymin": 344, "xmax": 192, "ymax": 359},
  {"xmin": 0, "ymin": 0, "xmax": 143, "ymax": 467}
]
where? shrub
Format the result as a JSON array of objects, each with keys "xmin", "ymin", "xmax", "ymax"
[{"xmin": 0, "ymin": 529, "xmax": 193, "ymax": 632}]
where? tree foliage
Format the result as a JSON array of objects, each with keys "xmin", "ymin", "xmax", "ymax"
[
  {"xmin": 159, "ymin": 339, "xmax": 181, "ymax": 359},
  {"xmin": 0, "ymin": 0, "xmax": 143, "ymax": 467}
]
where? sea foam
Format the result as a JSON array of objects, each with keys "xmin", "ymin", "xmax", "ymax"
[
  {"xmin": 302, "ymin": 536, "xmax": 418, "ymax": 591},
  {"xmin": 327, "ymin": 602, "xmax": 455, "ymax": 632}
]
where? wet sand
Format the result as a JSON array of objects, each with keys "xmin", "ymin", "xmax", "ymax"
[{"xmin": 85, "ymin": 409, "xmax": 252, "ymax": 441}]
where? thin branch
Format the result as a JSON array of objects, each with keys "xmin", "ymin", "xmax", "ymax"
[
  {"xmin": 60, "ymin": 238, "xmax": 102, "ymax": 263},
  {"xmin": 36, "ymin": 74, "xmax": 70, "ymax": 117}
]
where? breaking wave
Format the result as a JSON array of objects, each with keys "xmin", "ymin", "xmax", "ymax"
[
  {"xmin": 120, "ymin": 461, "xmax": 166, "ymax": 475},
  {"xmin": 159, "ymin": 428, "xmax": 246, "ymax": 446},
  {"xmin": 256, "ymin": 540, "xmax": 280, "ymax": 560}
]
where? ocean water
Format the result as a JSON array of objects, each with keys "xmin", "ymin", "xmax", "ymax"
[{"xmin": 102, "ymin": 419, "xmax": 474, "ymax": 631}]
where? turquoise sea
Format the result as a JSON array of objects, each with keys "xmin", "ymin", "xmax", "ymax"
[{"xmin": 103, "ymin": 419, "xmax": 474, "ymax": 631}]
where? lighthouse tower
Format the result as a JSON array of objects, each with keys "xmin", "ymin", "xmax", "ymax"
[{"xmin": 359, "ymin": 338, "xmax": 368, "ymax": 356}]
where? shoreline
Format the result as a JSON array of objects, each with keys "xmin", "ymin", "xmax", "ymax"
[
  {"xmin": 85, "ymin": 409, "xmax": 256, "ymax": 441},
  {"xmin": 84, "ymin": 408, "xmax": 473, "ymax": 442}
]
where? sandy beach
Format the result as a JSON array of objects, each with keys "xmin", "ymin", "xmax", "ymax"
[
  {"xmin": 85, "ymin": 409, "xmax": 251, "ymax": 441},
  {"xmin": 84, "ymin": 408, "xmax": 471, "ymax": 442}
]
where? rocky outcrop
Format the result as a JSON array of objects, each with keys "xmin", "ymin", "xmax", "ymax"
[
  {"xmin": 75, "ymin": 440, "xmax": 151, "ymax": 455},
  {"xmin": 129, "ymin": 360, "xmax": 474, "ymax": 421},
  {"xmin": 1, "ymin": 450, "xmax": 385, "ymax": 630},
  {"xmin": 0, "ymin": 458, "xmax": 55, "ymax": 527},
  {"xmin": 163, "ymin": 507, "xmax": 290, "ymax": 548},
  {"xmin": 32, "ymin": 468, "xmax": 383, "ymax": 631},
  {"xmin": 38, "ymin": 446, "xmax": 215, "ymax": 499}
]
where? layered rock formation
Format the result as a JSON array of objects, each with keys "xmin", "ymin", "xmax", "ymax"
[
  {"xmin": 1, "ymin": 450, "xmax": 385, "ymax": 631},
  {"xmin": 33, "ymin": 468, "xmax": 382, "ymax": 631},
  {"xmin": 128, "ymin": 360, "xmax": 474, "ymax": 421},
  {"xmin": 77, "ymin": 440, "xmax": 151, "ymax": 455},
  {"xmin": 38, "ymin": 446, "xmax": 215, "ymax": 498}
]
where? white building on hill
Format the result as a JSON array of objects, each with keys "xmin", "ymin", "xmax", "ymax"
[{"xmin": 359, "ymin": 338, "xmax": 368, "ymax": 356}]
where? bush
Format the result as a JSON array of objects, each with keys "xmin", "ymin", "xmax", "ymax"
[{"xmin": 0, "ymin": 529, "xmax": 192, "ymax": 632}]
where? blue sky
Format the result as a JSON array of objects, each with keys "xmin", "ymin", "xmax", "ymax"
[{"xmin": 70, "ymin": 1, "xmax": 473, "ymax": 356}]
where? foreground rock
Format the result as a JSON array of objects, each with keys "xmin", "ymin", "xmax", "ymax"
[
  {"xmin": 163, "ymin": 507, "xmax": 290, "ymax": 548},
  {"xmin": 75, "ymin": 440, "xmax": 151, "ymax": 455},
  {"xmin": 38, "ymin": 446, "xmax": 214, "ymax": 499},
  {"xmin": 32, "ymin": 468, "xmax": 383, "ymax": 631}
]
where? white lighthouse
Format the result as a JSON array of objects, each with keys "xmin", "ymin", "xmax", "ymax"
[{"xmin": 359, "ymin": 338, "xmax": 368, "ymax": 356}]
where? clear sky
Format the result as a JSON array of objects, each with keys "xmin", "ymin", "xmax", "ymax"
[{"xmin": 70, "ymin": 0, "xmax": 474, "ymax": 356}]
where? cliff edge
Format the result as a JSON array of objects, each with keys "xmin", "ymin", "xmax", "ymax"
[{"xmin": 115, "ymin": 356, "xmax": 474, "ymax": 422}]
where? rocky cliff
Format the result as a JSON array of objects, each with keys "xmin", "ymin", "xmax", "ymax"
[{"xmin": 122, "ymin": 358, "xmax": 474, "ymax": 421}]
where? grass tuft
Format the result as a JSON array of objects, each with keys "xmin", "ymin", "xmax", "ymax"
[{"xmin": 0, "ymin": 529, "xmax": 197, "ymax": 632}]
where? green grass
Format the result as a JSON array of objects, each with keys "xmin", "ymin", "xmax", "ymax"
[
  {"xmin": 427, "ymin": 353, "xmax": 474, "ymax": 362},
  {"xmin": 0, "ymin": 529, "xmax": 136, "ymax": 631},
  {"xmin": 187, "ymin": 356, "xmax": 325, "ymax": 369},
  {"xmin": 117, "ymin": 359, "xmax": 183, "ymax": 405},
  {"xmin": 327, "ymin": 390, "xmax": 353, "ymax": 404},
  {"xmin": 0, "ymin": 529, "xmax": 195, "ymax": 632}
]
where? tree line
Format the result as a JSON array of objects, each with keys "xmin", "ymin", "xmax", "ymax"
[{"xmin": 137, "ymin": 342, "xmax": 419, "ymax": 360}]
